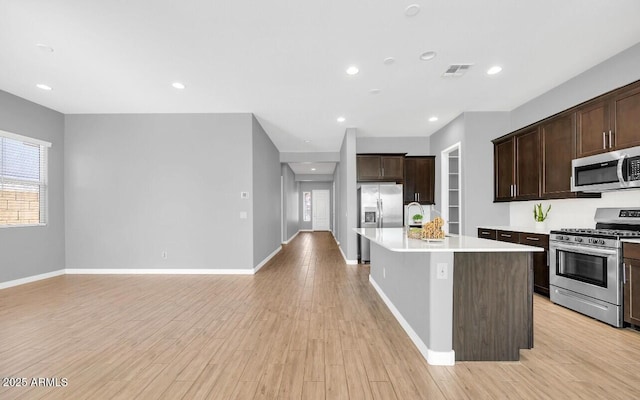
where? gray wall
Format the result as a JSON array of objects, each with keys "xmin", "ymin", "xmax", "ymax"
[
  {"xmin": 463, "ymin": 113, "xmax": 511, "ymax": 236},
  {"xmin": 252, "ymin": 116, "xmax": 282, "ymax": 266},
  {"xmin": 356, "ymin": 136, "xmax": 430, "ymax": 156},
  {"xmin": 0, "ymin": 90, "xmax": 65, "ymax": 283},
  {"xmin": 428, "ymin": 112, "xmax": 511, "ymax": 236},
  {"xmin": 429, "ymin": 114, "xmax": 465, "ymax": 220},
  {"xmin": 511, "ymin": 42, "xmax": 640, "ymax": 131},
  {"xmin": 64, "ymin": 113, "xmax": 255, "ymax": 270},
  {"xmin": 299, "ymin": 182, "xmax": 333, "ymax": 231},
  {"xmin": 336, "ymin": 128, "xmax": 358, "ymax": 261},
  {"xmin": 281, "ymin": 163, "xmax": 299, "ymax": 242}
]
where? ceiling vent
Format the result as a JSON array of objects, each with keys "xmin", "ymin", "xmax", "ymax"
[{"xmin": 442, "ymin": 64, "xmax": 473, "ymax": 77}]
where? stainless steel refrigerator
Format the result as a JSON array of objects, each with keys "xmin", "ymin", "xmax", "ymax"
[{"xmin": 357, "ymin": 183, "xmax": 403, "ymax": 262}]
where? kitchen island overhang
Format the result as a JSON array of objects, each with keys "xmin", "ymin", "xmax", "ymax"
[{"xmin": 355, "ymin": 228, "xmax": 544, "ymax": 366}]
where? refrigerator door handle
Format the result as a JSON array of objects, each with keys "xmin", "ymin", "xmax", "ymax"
[{"xmin": 379, "ymin": 199, "xmax": 383, "ymax": 227}]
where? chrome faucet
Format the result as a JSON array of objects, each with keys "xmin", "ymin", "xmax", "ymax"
[{"xmin": 406, "ymin": 202, "xmax": 424, "ymax": 225}]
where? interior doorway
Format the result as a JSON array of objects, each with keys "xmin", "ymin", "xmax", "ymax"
[
  {"xmin": 312, "ymin": 189, "xmax": 331, "ymax": 231},
  {"xmin": 441, "ymin": 143, "xmax": 461, "ymax": 235}
]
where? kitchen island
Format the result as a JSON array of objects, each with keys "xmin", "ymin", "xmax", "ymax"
[{"xmin": 355, "ymin": 227, "xmax": 544, "ymax": 365}]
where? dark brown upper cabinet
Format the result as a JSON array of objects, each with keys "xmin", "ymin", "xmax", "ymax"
[
  {"xmin": 357, "ymin": 154, "xmax": 404, "ymax": 182},
  {"xmin": 494, "ymin": 128, "xmax": 540, "ymax": 201},
  {"xmin": 404, "ymin": 156, "xmax": 435, "ymax": 204},
  {"xmin": 577, "ymin": 82, "xmax": 640, "ymax": 158},
  {"xmin": 540, "ymin": 112, "xmax": 576, "ymax": 198}
]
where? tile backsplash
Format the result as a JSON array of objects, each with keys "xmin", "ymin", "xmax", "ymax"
[{"xmin": 509, "ymin": 189, "xmax": 640, "ymax": 230}]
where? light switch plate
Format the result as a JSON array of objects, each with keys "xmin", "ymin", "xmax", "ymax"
[
  {"xmin": 240, "ymin": 192, "xmax": 249, "ymax": 199},
  {"xmin": 240, "ymin": 211, "xmax": 248, "ymax": 219}
]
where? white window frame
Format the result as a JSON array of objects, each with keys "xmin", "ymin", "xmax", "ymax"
[{"xmin": 0, "ymin": 129, "xmax": 51, "ymax": 228}]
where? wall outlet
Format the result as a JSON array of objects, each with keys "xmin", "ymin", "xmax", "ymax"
[
  {"xmin": 240, "ymin": 211, "xmax": 248, "ymax": 219},
  {"xmin": 161, "ymin": 250, "xmax": 168, "ymax": 259},
  {"xmin": 240, "ymin": 192, "xmax": 249, "ymax": 199},
  {"xmin": 437, "ymin": 263, "xmax": 448, "ymax": 280}
]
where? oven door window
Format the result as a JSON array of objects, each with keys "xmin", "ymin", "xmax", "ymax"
[{"xmin": 556, "ymin": 249, "xmax": 607, "ymax": 287}]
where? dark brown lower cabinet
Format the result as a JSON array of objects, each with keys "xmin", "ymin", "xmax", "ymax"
[
  {"xmin": 478, "ymin": 228, "xmax": 550, "ymax": 297},
  {"xmin": 623, "ymin": 242, "xmax": 640, "ymax": 326}
]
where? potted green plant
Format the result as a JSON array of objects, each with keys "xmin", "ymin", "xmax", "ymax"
[
  {"xmin": 412, "ymin": 213, "xmax": 423, "ymax": 225},
  {"xmin": 533, "ymin": 203, "xmax": 551, "ymax": 232}
]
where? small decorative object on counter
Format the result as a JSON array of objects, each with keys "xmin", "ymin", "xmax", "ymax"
[
  {"xmin": 423, "ymin": 216, "xmax": 445, "ymax": 240},
  {"xmin": 533, "ymin": 203, "xmax": 551, "ymax": 222},
  {"xmin": 407, "ymin": 227, "xmax": 423, "ymax": 239},
  {"xmin": 533, "ymin": 203, "xmax": 551, "ymax": 232},
  {"xmin": 412, "ymin": 213, "xmax": 423, "ymax": 225}
]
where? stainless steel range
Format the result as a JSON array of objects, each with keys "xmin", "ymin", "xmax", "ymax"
[{"xmin": 550, "ymin": 208, "xmax": 640, "ymax": 327}]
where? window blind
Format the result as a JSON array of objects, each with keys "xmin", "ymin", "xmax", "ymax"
[{"xmin": 0, "ymin": 130, "xmax": 51, "ymax": 227}]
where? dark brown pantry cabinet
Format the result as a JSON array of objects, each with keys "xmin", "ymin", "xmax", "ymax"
[
  {"xmin": 357, "ymin": 154, "xmax": 404, "ymax": 181},
  {"xmin": 576, "ymin": 82, "xmax": 640, "ymax": 158},
  {"xmin": 478, "ymin": 228, "xmax": 549, "ymax": 296},
  {"xmin": 403, "ymin": 156, "xmax": 435, "ymax": 204},
  {"xmin": 623, "ymin": 242, "xmax": 640, "ymax": 326},
  {"xmin": 493, "ymin": 128, "xmax": 540, "ymax": 201}
]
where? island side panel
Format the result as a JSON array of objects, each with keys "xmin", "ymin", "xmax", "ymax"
[
  {"xmin": 370, "ymin": 242, "xmax": 455, "ymax": 360},
  {"xmin": 453, "ymin": 252, "xmax": 533, "ymax": 361}
]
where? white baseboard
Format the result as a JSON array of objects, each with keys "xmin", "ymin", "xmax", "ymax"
[
  {"xmin": 369, "ymin": 275, "xmax": 455, "ymax": 366},
  {"xmin": 65, "ymin": 268, "xmax": 255, "ymax": 275},
  {"xmin": 299, "ymin": 229, "xmax": 313, "ymax": 232},
  {"xmin": 282, "ymin": 230, "xmax": 300, "ymax": 245},
  {"xmin": 254, "ymin": 246, "xmax": 282, "ymax": 273},
  {"xmin": 0, "ymin": 269, "xmax": 65, "ymax": 290},
  {"xmin": 339, "ymin": 245, "xmax": 358, "ymax": 265}
]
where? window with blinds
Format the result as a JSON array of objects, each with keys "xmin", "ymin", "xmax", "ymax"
[{"xmin": 0, "ymin": 130, "xmax": 51, "ymax": 227}]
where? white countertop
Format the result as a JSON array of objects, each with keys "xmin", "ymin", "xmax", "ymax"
[
  {"xmin": 354, "ymin": 228, "xmax": 544, "ymax": 253},
  {"xmin": 622, "ymin": 238, "xmax": 640, "ymax": 244},
  {"xmin": 478, "ymin": 225, "xmax": 551, "ymax": 235}
]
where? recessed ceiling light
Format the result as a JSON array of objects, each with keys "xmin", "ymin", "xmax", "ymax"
[
  {"xmin": 369, "ymin": 89, "xmax": 381, "ymax": 95},
  {"xmin": 428, "ymin": 116, "xmax": 438, "ymax": 122},
  {"xmin": 311, "ymin": 168, "xmax": 317, "ymax": 171},
  {"xmin": 36, "ymin": 43, "xmax": 54, "ymax": 52},
  {"xmin": 346, "ymin": 66, "xmax": 359, "ymax": 75},
  {"xmin": 36, "ymin": 84, "xmax": 52, "ymax": 91},
  {"xmin": 172, "ymin": 82, "xmax": 185, "ymax": 89},
  {"xmin": 405, "ymin": 4, "xmax": 421, "ymax": 17},
  {"xmin": 487, "ymin": 66, "xmax": 503, "ymax": 75},
  {"xmin": 383, "ymin": 57, "xmax": 395, "ymax": 65},
  {"xmin": 304, "ymin": 140, "xmax": 311, "ymax": 143},
  {"xmin": 337, "ymin": 116, "xmax": 346, "ymax": 123},
  {"xmin": 420, "ymin": 51, "xmax": 437, "ymax": 61}
]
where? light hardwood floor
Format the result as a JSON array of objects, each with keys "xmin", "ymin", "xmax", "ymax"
[{"xmin": 1, "ymin": 231, "xmax": 640, "ymax": 399}]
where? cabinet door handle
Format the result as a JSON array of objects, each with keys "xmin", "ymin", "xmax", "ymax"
[
  {"xmin": 382, "ymin": 167, "xmax": 385, "ymax": 176},
  {"xmin": 608, "ymin": 130, "xmax": 613, "ymax": 148},
  {"xmin": 603, "ymin": 131, "xmax": 607, "ymax": 149},
  {"xmin": 623, "ymin": 263, "xmax": 626, "ymax": 284},
  {"xmin": 525, "ymin": 236, "xmax": 540, "ymax": 241},
  {"xmin": 501, "ymin": 233, "xmax": 512, "ymax": 238},
  {"xmin": 417, "ymin": 193, "xmax": 420, "ymax": 202}
]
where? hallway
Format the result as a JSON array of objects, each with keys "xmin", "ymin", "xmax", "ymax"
[{"xmin": 1, "ymin": 231, "xmax": 640, "ymax": 399}]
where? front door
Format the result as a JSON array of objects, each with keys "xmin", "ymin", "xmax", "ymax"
[{"xmin": 312, "ymin": 189, "xmax": 330, "ymax": 231}]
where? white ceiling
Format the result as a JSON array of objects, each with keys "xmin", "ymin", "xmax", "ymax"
[
  {"xmin": 2, "ymin": 1, "xmax": 640, "ymax": 153},
  {"xmin": 289, "ymin": 162, "xmax": 336, "ymax": 176}
]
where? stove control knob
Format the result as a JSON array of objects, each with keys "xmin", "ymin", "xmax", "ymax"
[
  {"xmin": 565, "ymin": 236, "xmax": 571, "ymax": 241},
  {"xmin": 574, "ymin": 237, "xmax": 583, "ymax": 242},
  {"xmin": 599, "ymin": 239, "xmax": 605, "ymax": 245}
]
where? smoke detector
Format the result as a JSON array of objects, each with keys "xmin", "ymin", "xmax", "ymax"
[{"xmin": 442, "ymin": 64, "xmax": 473, "ymax": 77}]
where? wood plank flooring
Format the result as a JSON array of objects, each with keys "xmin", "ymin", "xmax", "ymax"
[{"xmin": 1, "ymin": 231, "xmax": 640, "ymax": 399}]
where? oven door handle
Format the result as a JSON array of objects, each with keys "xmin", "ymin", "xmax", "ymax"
[
  {"xmin": 550, "ymin": 243, "xmax": 618, "ymax": 257},
  {"xmin": 617, "ymin": 154, "xmax": 628, "ymax": 188}
]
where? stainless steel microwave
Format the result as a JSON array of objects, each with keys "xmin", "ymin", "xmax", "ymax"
[{"xmin": 571, "ymin": 146, "xmax": 640, "ymax": 192}]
